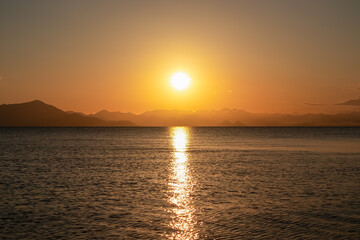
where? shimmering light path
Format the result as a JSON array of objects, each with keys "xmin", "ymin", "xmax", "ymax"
[{"xmin": 168, "ymin": 127, "xmax": 198, "ymax": 240}]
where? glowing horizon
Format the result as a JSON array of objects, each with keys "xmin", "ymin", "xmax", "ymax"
[{"xmin": 0, "ymin": 1, "xmax": 359, "ymax": 115}]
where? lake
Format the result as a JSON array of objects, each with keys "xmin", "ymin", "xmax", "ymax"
[{"xmin": 0, "ymin": 127, "xmax": 359, "ymax": 239}]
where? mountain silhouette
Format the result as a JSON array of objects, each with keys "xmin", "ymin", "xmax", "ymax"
[
  {"xmin": 91, "ymin": 108, "xmax": 360, "ymax": 126},
  {"xmin": 1, "ymin": 100, "xmax": 359, "ymax": 126},
  {"xmin": 90, "ymin": 110, "xmax": 137, "ymax": 122},
  {"xmin": 337, "ymin": 98, "xmax": 360, "ymax": 106},
  {"xmin": 0, "ymin": 100, "xmax": 135, "ymax": 126}
]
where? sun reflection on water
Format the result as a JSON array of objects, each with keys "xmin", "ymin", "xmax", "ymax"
[{"xmin": 168, "ymin": 127, "xmax": 198, "ymax": 240}]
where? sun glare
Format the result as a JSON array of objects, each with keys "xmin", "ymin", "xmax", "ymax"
[{"xmin": 171, "ymin": 72, "xmax": 191, "ymax": 90}]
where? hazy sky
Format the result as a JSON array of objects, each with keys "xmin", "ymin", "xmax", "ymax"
[{"xmin": 1, "ymin": 0, "xmax": 359, "ymax": 113}]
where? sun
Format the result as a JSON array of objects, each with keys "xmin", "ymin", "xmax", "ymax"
[{"xmin": 171, "ymin": 72, "xmax": 191, "ymax": 90}]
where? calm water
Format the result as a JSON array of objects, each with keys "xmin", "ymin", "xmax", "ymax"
[{"xmin": 0, "ymin": 127, "xmax": 359, "ymax": 239}]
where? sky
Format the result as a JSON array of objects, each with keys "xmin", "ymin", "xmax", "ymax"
[{"xmin": 0, "ymin": 0, "xmax": 359, "ymax": 114}]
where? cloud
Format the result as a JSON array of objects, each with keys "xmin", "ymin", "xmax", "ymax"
[
  {"xmin": 304, "ymin": 103, "xmax": 325, "ymax": 106},
  {"xmin": 336, "ymin": 98, "xmax": 360, "ymax": 106}
]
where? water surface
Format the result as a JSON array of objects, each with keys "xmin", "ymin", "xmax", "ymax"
[{"xmin": 0, "ymin": 127, "xmax": 359, "ymax": 239}]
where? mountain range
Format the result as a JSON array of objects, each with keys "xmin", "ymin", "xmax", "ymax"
[{"xmin": 0, "ymin": 100, "xmax": 359, "ymax": 126}]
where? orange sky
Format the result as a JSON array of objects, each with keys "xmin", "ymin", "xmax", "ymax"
[{"xmin": 0, "ymin": 0, "xmax": 359, "ymax": 114}]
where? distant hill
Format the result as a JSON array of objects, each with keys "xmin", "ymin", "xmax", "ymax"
[
  {"xmin": 0, "ymin": 100, "xmax": 135, "ymax": 126},
  {"xmin": 66, "ymin": 111, "xmax": 87, "ymax": 116}
]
